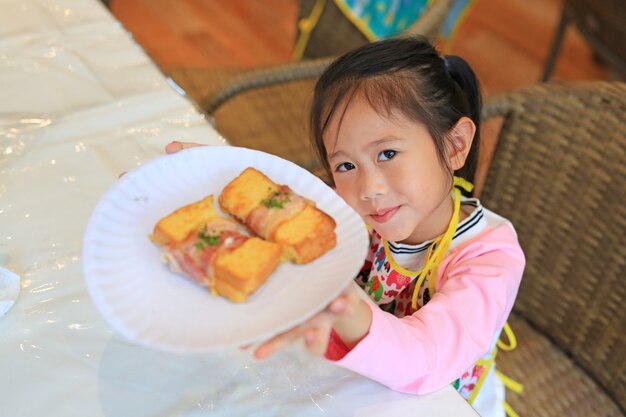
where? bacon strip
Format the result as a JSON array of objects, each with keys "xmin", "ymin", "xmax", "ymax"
[
  {"xmin": 159, "ymin": 218, "xmax": 248, "ymax": 290},
  {"xmin": 246, "ymin": 186, "xmax": 308, "ymax": 240}
]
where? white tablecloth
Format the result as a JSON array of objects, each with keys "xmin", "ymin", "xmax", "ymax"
[{"xmin": 0, "ymin": 1, "xmax": 478, "ymax": 415}]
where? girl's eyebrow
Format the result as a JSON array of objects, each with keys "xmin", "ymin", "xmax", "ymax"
[
  {"xmin": 327, "ymin": 136, "xmax": 401, "ymax": 160},
  {"xmin": 327, "ymin": 149, "xmax": 346, "ymax": 161},
  {"xmin": 367, "ymin": 136, "xmax": 402, "ymax": 149}
]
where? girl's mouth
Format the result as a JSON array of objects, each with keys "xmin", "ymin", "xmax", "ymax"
[{"xmin": 369, "ymin": 206, "xmax": 400, "ymax": 223}]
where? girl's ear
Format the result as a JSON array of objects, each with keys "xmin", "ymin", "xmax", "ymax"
[{"xmin": 446, "ymin": 117, "xmax": 476, "ymax": 171}]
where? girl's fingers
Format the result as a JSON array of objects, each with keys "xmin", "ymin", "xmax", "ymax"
[
  {"xmin": 303, "ymin": 320, "xmax": 333, "ymax": 356},
  {"xmin": 254, "ymin": 326, "xmax": 306, "ymax": 359},
  {"xmin": 254, "ymin": 310, "xmax": 335, "ymax": 359},
  {"xmin": 328, "ymin": 286, "xmax": 359, "ymax": 316},
  {"xmin": 328, "ymin": 296, "xmax": 348, "ymax": 315},
  {"xmin": 252, "ymin": 287, "xmax": 359, "ymax": 359},
  {"xmin": 165, "ymin": 141, "xmax": 202, "ymax": 154}
]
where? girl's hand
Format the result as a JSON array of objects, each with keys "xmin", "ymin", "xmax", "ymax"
[
  {"xmin": 253, "ymin": 284, "xmax": 372, "ymax": 359},
  {"xmin": 165, "ymin": 140, "xmax": 203, "ymax": 154}
]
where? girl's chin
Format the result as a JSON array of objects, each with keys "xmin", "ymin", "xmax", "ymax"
[{"xmin": 373, "ymin": 225, "xmax": 414, "ymax": 243}]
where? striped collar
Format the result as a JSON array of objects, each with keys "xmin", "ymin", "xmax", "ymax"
[{"xmin": 387, "ymin": 197, "xmax": 485, "ymax": 255}]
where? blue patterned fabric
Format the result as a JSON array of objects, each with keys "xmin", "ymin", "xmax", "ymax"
[
  {"xmin": 335, "ymin": 0, "xmax": 473, "ymax": 42},
  {"xmin": 336, "ymin": 0, "xmax": 430, "ymax": 39}
]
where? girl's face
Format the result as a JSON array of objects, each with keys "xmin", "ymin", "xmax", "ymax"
[{"xmin": 324, "ymin": 94, "xmax": 454, "ymax": 245}]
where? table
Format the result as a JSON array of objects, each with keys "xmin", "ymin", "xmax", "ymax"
[{"xmin": 0, "ymin": 1, "xmax": 478, "ymax": 416}]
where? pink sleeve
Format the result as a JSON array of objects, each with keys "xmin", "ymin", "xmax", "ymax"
[{"xmin": 327, "ymin": 224, "xmax": 525, "ymax": 395}]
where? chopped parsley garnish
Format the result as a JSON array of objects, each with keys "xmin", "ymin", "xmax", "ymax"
[
  {"xmin": 196, "ymin": 226, "xmax": 221, "ymax": 249},
  {"xmin": 260, "ymin": 190, "xmax": 291, "ymax": 209}
]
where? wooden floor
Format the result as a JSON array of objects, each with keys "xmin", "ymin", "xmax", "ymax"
[{"xmin": 111, "ymin": 0, "xmax": 608, "ymax": 95}]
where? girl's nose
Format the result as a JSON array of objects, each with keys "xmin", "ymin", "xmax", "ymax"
[{"xmin": 358, "ymin": 169, "xmax": 386, "ymax": 200}]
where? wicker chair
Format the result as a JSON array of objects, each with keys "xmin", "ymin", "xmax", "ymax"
[
  {"xmin": 542, "ymin": 0, "xmax": 626, "ymax": 81},
  {"xmin": 166, "ymin": 0, "xmax": 452, "ymax": 184},
  {"xmin": 480, "ymin": 81, "xmax": 626, "ymax": 417}
]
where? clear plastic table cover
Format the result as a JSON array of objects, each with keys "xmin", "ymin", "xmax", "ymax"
[{"xmin": 0, "ymin": 1, "xmax": 477, "ymax": 416}]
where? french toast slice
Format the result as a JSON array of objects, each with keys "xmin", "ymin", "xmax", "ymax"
[
  {"xmin": 213, "ymin": 237, "xmax": 282, "ymax": 300},
  {"xmin": 150, "ymin": 195, "xmax": 281, "ymax": 303},
  {"xmin": 151, "ymin": 195, "xmax": 218, "ymax": 245},
  {"xmin": 218, "ymin": 168, "xmax": 336, "ymax": 264}
]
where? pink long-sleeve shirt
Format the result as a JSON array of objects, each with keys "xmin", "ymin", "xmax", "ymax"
[{"xmin": 326, "ymin": 204, "xmax": 525, "ymax": 397}]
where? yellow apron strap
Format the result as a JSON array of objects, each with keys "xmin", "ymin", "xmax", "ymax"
[
  {"xmin": 410, "ymin": 240, "xmax": 437, "ymax": 308},
  {"xmin": 412, "ymin": 187, "xmax": 460, "ymax": 308},
  {"xmin": 495, "ymin": 322, "xmax": 524, "ymax": 417},
  {"xmin": 503, "ymin": 401, "xmax": 521, "ymax": 417},
  {"xmin": 411, "ymin": 177, "xmax": 473, "ymax": 309},
  {"xmin": 497, "ymin": 321, "xmax": 518, "ymax": 351},
  {"xmin": 496, "ymin": 370, "xmax": 524, "ymax": 394},
  {"xmin": 292, "ymin": 0, "xmax": 327, "ymax": 60},
  {"xmin": 453, "ymin": 176, "xmax": 474, "ymax": 193},
  {"xmin": 467, "ymin": 349, "xmax": 498, "ymax": 404}
]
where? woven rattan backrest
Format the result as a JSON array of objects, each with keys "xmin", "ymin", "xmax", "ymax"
[{"xmin": 480, "ymin": 82, "xmax": 626, "ymax": 409}]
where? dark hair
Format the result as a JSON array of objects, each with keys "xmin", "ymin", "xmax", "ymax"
[{"xmin": 310, "ymin": 36, "xmax": 482, "ymax": 194}]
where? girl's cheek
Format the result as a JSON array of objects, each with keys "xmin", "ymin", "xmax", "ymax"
[
  {"xmin": 334, "ymin": 183, "xmax": 361, "ymax": 213},
  {"xmin": 333, "ymin": 180, "xmax": 351, "ymax": 201}
]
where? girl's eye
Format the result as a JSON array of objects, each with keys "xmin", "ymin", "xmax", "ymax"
[
  {"xmin": 336, "ymin": 162, "xmax": 355, "ymax": 172},
  {"xmin": 378, "ymin": 150, "xmax": 397, "ymax": 161}
]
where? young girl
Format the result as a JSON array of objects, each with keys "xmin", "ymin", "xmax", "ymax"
[{"xmin": 167, "ymin": 37, "xmax": 524, "ymax": 417}]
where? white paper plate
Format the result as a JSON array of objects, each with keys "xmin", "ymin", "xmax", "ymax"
[{"xmin": 83, "ymin": 146, "xmax": 368, "ymax": 353}]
